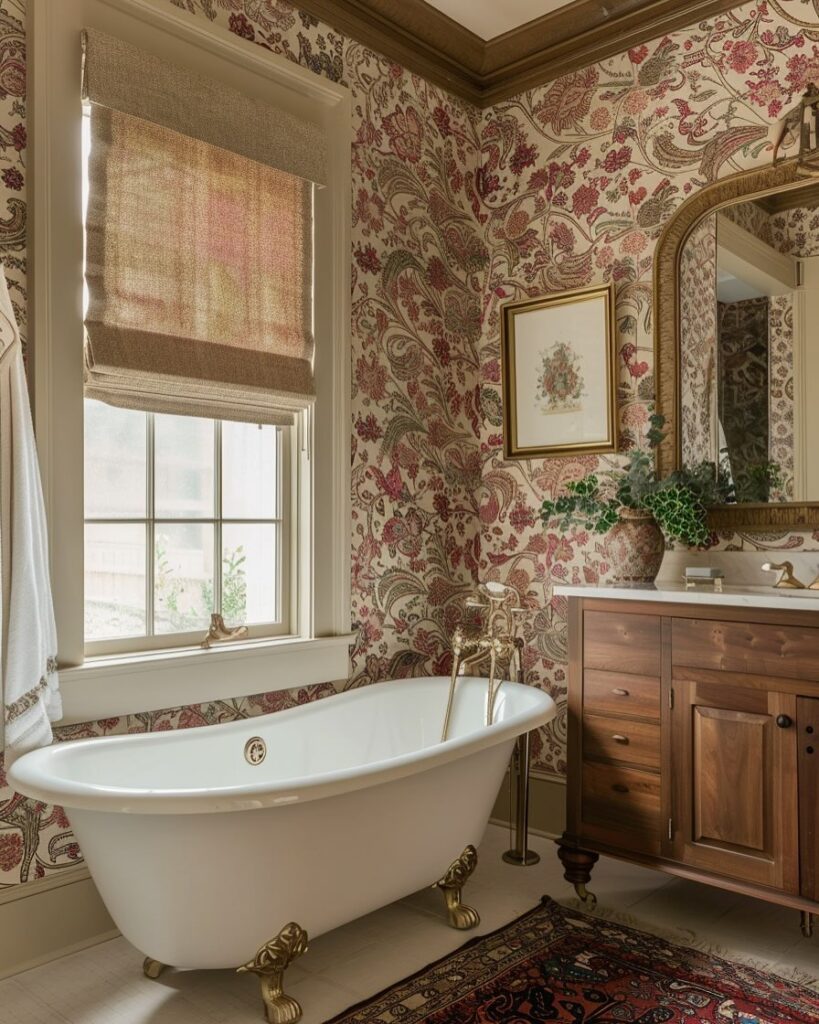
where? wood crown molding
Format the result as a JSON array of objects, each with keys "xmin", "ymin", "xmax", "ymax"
[{"xmin": 296, "ymin": 0, "xmax": 742, "ymax": 106}]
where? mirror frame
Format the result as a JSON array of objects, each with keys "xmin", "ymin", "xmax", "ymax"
[{"xmin": 655, "ymin": 155, "xmax": 819, "ymax": 530}]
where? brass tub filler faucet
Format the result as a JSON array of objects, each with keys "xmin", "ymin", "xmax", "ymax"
[
  {"xmin": 762, "ymin": 560, "xmax": 819, "ymax": 590},
  {"xmin": 441, "ymin": 582, "xmax": 540, "ymax": 867},
  {"xmin": 441, "ymin": 581, "xmax": 525, "ymax": 743}
]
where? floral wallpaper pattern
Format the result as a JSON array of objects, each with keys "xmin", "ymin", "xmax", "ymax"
[
  {"xmin": 695, "ymin": 197, "xmax": 815, "ymax": 499},
  {"xmin": 0, "ymin": 0, "xmax": 486, "ymax": 889},
  {"xmin": 768, "ymin": 294, "xmax": 795, "ymax": 500},
  {"xmin": 679, "ymin": 216, "xmax": 718, "ymax": 465},
  {"xmin": 724, "ymin": 196, "xmax": 819, "ymax": 256},
  {"xmin": 474, "ymin": 0, "xmax": 819, "ymax": 775},
  {"xmin": 717, "ymin": 297, "xmax": 771, "ymax": 501},
  {"xmin": 6, "ymin": 0, "xmax": 819, "ymax": 889}
]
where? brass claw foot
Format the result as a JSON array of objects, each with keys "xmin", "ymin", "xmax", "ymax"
[
  {"xmin": 801, "ymin": 911, "xmax": 814, "ymax": 939},
  {"xmin": 142, "ymin": 957, "xmax": 167, "ymax": 979},
  {"xmin": 436, "ymin": 844, "xmax": 480, "ymax": 930},
  {"xmin": 574, "ymin": 883, "xmax": 597, "ymax": 907},
  {"xmin": 238, "ymin": 923, "xmax": 309, "ymax": 1024}
]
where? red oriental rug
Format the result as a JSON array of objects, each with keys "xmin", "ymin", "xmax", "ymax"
[{"xmin": 327, "ymin": 897, "xmax": 819, "ymax": 1023}]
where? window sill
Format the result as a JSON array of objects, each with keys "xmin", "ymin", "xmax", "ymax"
[{"xmin": 58, "ymin": 633, "xmax": 356, "ymax": 725}]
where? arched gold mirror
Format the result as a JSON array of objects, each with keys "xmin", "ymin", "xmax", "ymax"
[{"xmin": 655, "ymin": 156, "xmax": 819, "ymax": 529}]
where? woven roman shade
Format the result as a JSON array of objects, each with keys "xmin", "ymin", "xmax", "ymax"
[{"xmin": 82, "ymin": 29, "xmax": 322, "ymax": 423}]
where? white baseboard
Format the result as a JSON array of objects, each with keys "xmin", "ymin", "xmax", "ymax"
[{"xmin": 0, "ymin": 866, "xmax": 117, "ymax": 979}]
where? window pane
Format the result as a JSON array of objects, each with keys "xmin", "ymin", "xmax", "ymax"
[
  {"xmin": 222, "ymin": 422, "xmax": 279, "ymax": 519},
  {"xmin": 222, "ymin": 524, "xmax": 278, "ymax": 625},
  {"xmin": 84, "ymin": 399, "xmax": 146, "ymax": 518},
  {"xmin": 154, "ymin": 524, "xmax": 214, "ymax": 635},
  {"xmin": 155, "ymin": 414, "xmax": 215, "ymax": 519},
  {"xmin": 85, "ymin": 523, "xmax": 146, "ymax": 640}
]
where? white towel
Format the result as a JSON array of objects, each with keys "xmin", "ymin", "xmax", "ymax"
[{"xmin": 0, "ymin": 271, "xmax": 61, "ymax": 765}]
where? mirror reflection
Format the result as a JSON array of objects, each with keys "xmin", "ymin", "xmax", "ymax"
[{"xmin": 680, "ymin": 184, "xmax": 819, "ymax": 504}]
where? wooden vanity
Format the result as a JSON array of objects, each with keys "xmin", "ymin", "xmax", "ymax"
[{"xmin": 554, "ymin": 584, "xmax": 819, "ymax": 933}]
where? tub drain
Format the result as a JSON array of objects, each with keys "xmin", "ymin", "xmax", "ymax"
[{"xmin": 244, "ymin": 736, "xmax": 266, "ymax": 765}]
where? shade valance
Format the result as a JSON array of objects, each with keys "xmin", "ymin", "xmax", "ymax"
[
  {"xmin": 83, "ymin": 33, "xmax": 317, "ymax": 424},
  {"xmin": 81, "ymin": 28, "xmax": 327, "ymax": 186}
]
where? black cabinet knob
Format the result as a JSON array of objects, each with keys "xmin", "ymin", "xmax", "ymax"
[{"xmin": 776, "ymin": 714, "xmax": 793, "ymax": 729}]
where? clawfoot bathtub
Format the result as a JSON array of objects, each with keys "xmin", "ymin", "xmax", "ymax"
[{"xmin": 10, "ymin": 675, "xmax": 556, "ymax": 1022}]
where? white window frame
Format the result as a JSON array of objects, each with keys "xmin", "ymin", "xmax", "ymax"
[
  {"xmin": 29, "ymin": 0, "xmax": 353, "ymax": 722},
  {"xmin": 84, "ymin": 411, "xmax": 294, "ymax": 656}
]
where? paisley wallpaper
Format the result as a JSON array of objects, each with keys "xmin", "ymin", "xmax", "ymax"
[
  {"xmin": 717, "ymin": 297, "xmax": 771, "ymax": 502},
  {"xmin": 473, "ymin": 0, "xmax": 819, "ymax": 776},
  {"xmin": 769, "ymin": 293, "xmax": 795, "ymax": 500},
  {"xmin": 679, "ymin": 216, "xmax": 718, "ymax": 466},
  {"xmin": 0, "ymin": 0, "xmax": 486, "ymax": 889},
  {"xmin": 5, "ymin": 0, "xmax": 819, "ymax": 889}
]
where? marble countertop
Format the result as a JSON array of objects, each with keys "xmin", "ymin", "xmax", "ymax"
[{"xmin": 553, "ymin": 581, "xmax": 819, "ymax": 612}]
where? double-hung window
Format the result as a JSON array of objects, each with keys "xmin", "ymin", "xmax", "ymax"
[
  {"xmin": 84, "ymin": 405, "xmax": 290, "ymax": 654},
  {"xmin": 78, "ymin": 28, "xmax": 317, "ymax": 656},
  {"xmin": 31, "ymin": 0, "xmax": 351, "ymax": 716}
]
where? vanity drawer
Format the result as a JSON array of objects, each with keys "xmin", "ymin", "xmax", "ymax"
[
  {"xmin": 584, "ymin": 611, "xmax": 661, "ymax": 677},
  {"xmin": 583, "ymin": 713, "xmax": 660, "ymax": 770},
  {"xmin": 672, "ymin": 619, "xmax": 819, "ymax": 681},
  {"xmin": 582, "ymin": 761, "xmax": 661, "ymax": 834},
  {"xmin": 584, "ymin": 670, "xmax": 660, "ymax": 720}
]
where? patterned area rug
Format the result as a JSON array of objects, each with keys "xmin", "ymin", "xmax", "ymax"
[{"xmin": 327, "ymin": 897, "xmax": 819, "ymax": 1023}]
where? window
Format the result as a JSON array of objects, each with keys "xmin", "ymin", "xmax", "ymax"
[
  {"xmin": 32, "ymin": 0, "xmax": 351, "ymax": 717},
  {"xmin": 78, "ymin": 67, "xmax": 302, "ymax": 654},
  {"xmin": 84, "ymin": 401, "xmax": 290, "ymax": 654}
]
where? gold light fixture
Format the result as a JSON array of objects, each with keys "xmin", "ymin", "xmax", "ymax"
[{"xmin": 774, "ymin": 83, "xmax": 819, "ymax": 176}]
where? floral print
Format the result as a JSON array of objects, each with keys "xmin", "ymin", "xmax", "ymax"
[
  {"xmin": 5, "ymin": 0, "xmax": 819, "ymax": 889},
  {"xmin": 0, "ymin": 0, "xmax": 485, "ymax": 888},
  {"xmin": 475, "ymin": 0, "xmax": 819, "ymax": 776},
  {"xmin": 537, "ymin": 342, "xmax": 584, "ymax": 413},
  {"xmin": 679, "ymin": 216, "xmax": 718, "ymax": 465},
  {"xmin": 769, "ymin": 294, "xmax": 795, "ymax": 500}
]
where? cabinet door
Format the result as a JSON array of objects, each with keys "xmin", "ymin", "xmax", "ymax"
[{"xmin": 671, "ymin": 678, "xmax": 798, "ymax": 892}]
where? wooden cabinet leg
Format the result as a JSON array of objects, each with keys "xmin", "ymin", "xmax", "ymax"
[
  {"xmin": 557, "ymin": 843, "xmax": 600, "ymax": 906},
  {"xmin": 801, "ymin": 911, "xmax": 814, "ymax": 938}
]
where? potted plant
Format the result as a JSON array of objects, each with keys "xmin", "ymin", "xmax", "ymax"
[{"xmin": 540, "ymin": 414, "xmax": 733, "ymax": 583}]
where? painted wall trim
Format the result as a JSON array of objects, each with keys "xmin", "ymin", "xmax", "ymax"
[
  {"xmin": 58, "ymin": 633, "xmax": 355, "ymax": 724},
  {"xmin": 0, "ymin": 867, "xmax": 117, "ymax": 979},
  {"xmin": 30, "ymin": 0, "xmax": 353, "ymax": 706},
  {"xmin": 0, "ymin": 863, "xmax": 90, "ymax": 906}
]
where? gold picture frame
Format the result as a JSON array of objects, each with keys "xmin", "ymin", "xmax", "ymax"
[{"xmin": 501, "ymin": 283, "xmax": 618, "ymax": 460}]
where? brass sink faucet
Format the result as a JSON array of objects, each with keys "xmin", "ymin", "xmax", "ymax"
[
  {"xmin": 441, "ymin": 582, "xmax": 526, "ymax": 742},
  {"xmin": 761, "ymin": 560, "xmax": 819, "ymax": 590}
]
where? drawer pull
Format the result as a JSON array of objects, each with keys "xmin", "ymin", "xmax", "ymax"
[
  {"xmin": 612, "ymin": 783, "xmax": 630, "ymax": 794},
  {"xmin": 611, "ymin": 688, "xmax": 629, "ymax": 696},
  {"xmin": 612, "ymin": 734, "xmax": 629, "ymax": 744}
]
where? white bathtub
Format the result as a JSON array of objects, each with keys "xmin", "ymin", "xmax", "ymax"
[{"xmin": 9, "ymin": 676, "xmax": 555, "ymax": 971}]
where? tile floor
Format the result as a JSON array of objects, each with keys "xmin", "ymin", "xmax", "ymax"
[{"xmin": 2, "ymin": 824, "xmax": 817, "ymax": 1024}]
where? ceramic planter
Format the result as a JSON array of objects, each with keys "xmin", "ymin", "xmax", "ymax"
[{"xmin": 605, "ymin": 508, "xmax": 665, "ymax": 583}]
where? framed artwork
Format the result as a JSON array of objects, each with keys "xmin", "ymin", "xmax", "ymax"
[{"xmin": 501, "ymin": 283, "xmax": 618, "ymax": 460}]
